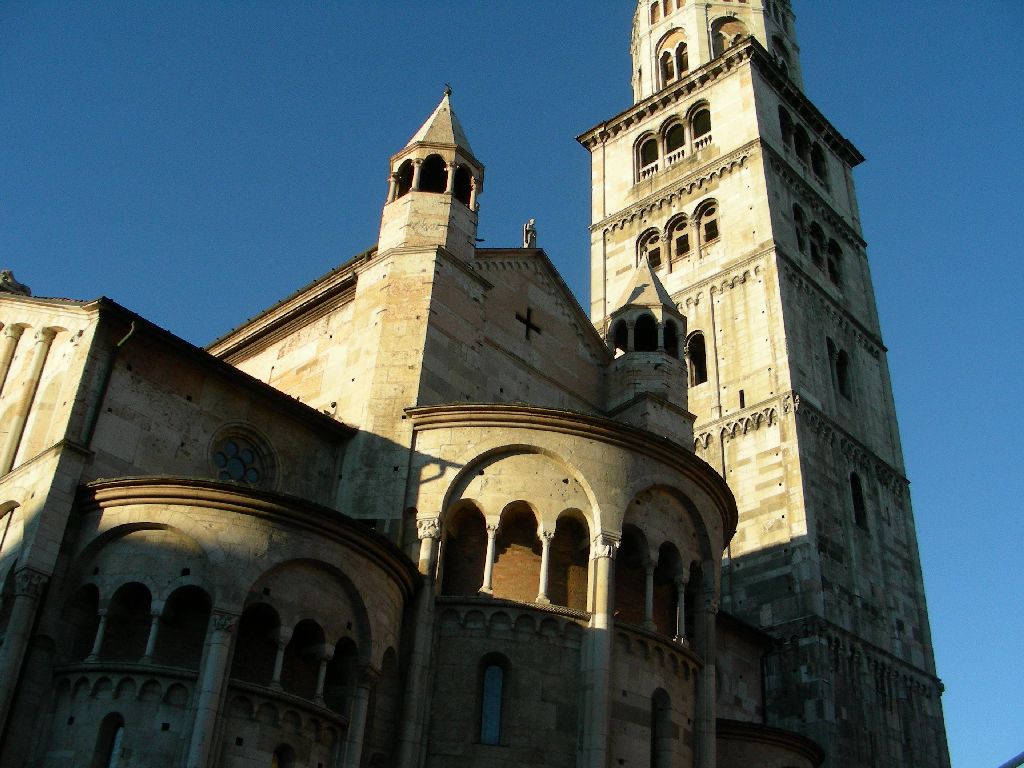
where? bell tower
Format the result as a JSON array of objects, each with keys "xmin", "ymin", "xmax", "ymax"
[
  {"xmin": 378, "ymin": 88, "xmax": 483, "ymax": 262},
  {"xmin": 580, "ymin": 2, "xmax": 950, "ymax": 765}
]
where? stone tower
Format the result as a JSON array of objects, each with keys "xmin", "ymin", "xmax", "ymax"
[{"xmin": 579, "ymin": 1, "xmax": 950, "ymax": 765}]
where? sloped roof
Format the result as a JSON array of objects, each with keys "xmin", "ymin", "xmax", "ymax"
[
  {"xmin": 614, "ymin": 256, "xmax": 677, "ymax": 311},
  {"xmin": 405, "ymin": 90, "xmax": 474, "ymax": 154}
]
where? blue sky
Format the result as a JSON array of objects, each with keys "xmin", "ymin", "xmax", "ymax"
[{"xmin": 2, "ymin": 2, "xmax": 1021, "ymax": 765}]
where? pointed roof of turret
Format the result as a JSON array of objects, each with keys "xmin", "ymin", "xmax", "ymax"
[
  {"xmin": 614, "ymin": 256, "xmax": 677, "ymax": 312},
  {"xmin": 405, "ymin": 88, "xmax": 474, "ymax": 155}
]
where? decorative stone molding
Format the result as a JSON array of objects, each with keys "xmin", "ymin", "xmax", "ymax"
[
  {"xmin": 694, "ymin": 392, "xmax": 795, "ymax": 449},
  {"xmin": 416, "ymin": 517, "xmax": 441, "ymax": 540},
  {"xmin": 591, "ymin": 533, "xmax": 621, "ymax": 559},
  {"xmin": 598, "ymin": 143, "xmax": 754, "ymax": 234},
  {"xmin": 14, "ymin": 566, "xmax": 48, "ymax": 598},
  {"xmin": 678, "ymin": 250, "xmax": 769, "ymax": 312},
  {"xmin": 780, "ymin": 261, "xmax": 883, "ymax": 358},
  {"xmin": 211, "ymin": 611, "xmax": 239, "ymax": 634}
]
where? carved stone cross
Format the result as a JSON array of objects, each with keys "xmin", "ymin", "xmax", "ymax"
[{"xmin": 515, "ymin": 307, "xmax": 542, "ymax": 340}]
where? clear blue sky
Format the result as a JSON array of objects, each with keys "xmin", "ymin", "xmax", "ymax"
[{"xmin": 2, "ymin": 2, "xmax": 1021, "ymax": 765}]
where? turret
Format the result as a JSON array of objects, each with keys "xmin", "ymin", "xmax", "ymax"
[
  {"xmin": 378, "ymin": 89, "xmax": 484, "ymax": 261},
  {"xmin": 630, "ymin": 0, "xmax": 802, "ymax": 102},
  {"xmin": 605, "ymin": 257, "xmax": 693, "ymax": 445}
]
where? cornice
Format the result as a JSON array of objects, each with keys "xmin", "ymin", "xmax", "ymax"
[
  {"xmin": 693, "ymin": 393, "xmax": 796, "ymax": 450},
  {"xmin": 792, "ymin": 397, "xmax": 909, "ymax": 496},
  {"xmin": 78, "ymin": 477, "xmax": 421, "ymax": 598},
  {"xmin": 406, "ymin": 402, "xmax": 738, "ymax": 541},
  {"xmin": 778, "ymin": 254, "xmax": 886, "ymax": 356},
  {"xmin": 770, "ymin": 614, "xmax": 944, "ymax": 692},
  {"xmin": 578, "ymin": 43, "xmax": 756, "ymax": 148},
  {"xmin": 207, "ymin": 247, "xmax": 373, "ymax": 360},
  {"xmin": 592, "ymin": 141, "xmax": 756, "ymax": 234}
]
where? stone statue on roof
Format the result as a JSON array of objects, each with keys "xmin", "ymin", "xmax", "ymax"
[{"xmin": 0, "ymin": 270, "xmax": 31, "ymax": 296}]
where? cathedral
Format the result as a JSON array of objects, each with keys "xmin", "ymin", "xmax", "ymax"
[{"xmin": 0, "ymin": 1, "xmax": 950, "ymax": 767}]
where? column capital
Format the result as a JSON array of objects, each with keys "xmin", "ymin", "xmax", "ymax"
[
  {"xmin": 485, "ymin": 522, "xmax": 500, "ymax": 535},
  {"xmin": 416, "ymin": 517, "xmax": 441, "ymax": 540},
  {"xmin": 210, "ymin": 610, "xmax": 240, "ymax": 634},
  {"xmin": 33, "ymin": 327, "xmax": 58, "ymax": 344},
  {"xmin": 14, "ymin": 566, "xmax": 48, "ymax": 598},
  {"xmin": 413, "ymin": 157, "xmax": 424, "ymax": 166},
  {"xmin": 591, "ymin": 533, "xmax": 620, "ymax": 560},
  {"xmin": 540, "ymin": 529, "xmax": 556, "ymax": 543},
  {"xmin": 2, "ymin": 324, "xmax": 24, "ymax": 341}
]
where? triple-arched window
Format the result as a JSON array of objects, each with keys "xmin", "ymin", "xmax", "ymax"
[
  {"xmin": 779, "ymin": 106, "xmax": 830, "ymax": 186},
  {"xmin": 793, "ymin": 205, "xmax": 843, "ymax": 287},
  {"xmin": 635, "ymin": 105, "xmax": 713, "ymax": 181},
  {"xmin": 634, "ymin": 200, "xmax": 720, "ymax": 271}
]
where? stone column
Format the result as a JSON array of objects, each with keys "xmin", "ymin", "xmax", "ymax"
[
  {"xmin": 397, "ymin": 517, "xmax": 442, "ymax": 768},
  {"xmin": 270, "ymin": 627, "xmax": 293, "ymax": 689},
  {"xmin": 313, "ymin": 647, "xmax": 333, "ymax": 706},
  {"xmin": 695, "ymin": 589, "xmax": 718, "ymax": 768},
  {"xmin": 537, "ymin": 530, "xmax": 554, "ymax": 604},
  {"xmin": 657, "ymin": 321, "xmax": 665, "ymax": 351},
  {"xmin": 643, "ymin": 561, "xmax": 656, "ymax": 630},
  {"xmin": 445, "ymin": 162, "xmax": 457, "ymax": 194},
  {"xmin": 0, "ymin": 328, "xmax": 57, "ymax": 475},
  {"xmin": 416, "ymin": 517, "xmax": 441, "ymax": 577},
  {"xmin": 185, "ymin": 610, "xmax": 238, "ymax": 768},
  {"xmin": 626, "ymin": 322, "xmax": 634, "ymax": 353},
  {"xmin": 675, "ymin": 573, "xmax": 689, "ymax": 644},
  {"xmin": 481, "ymin": 523, "xmax": 499, "ymax": 594},
  {"xmin": 86, "ymin": 608, "xmax": 109, "ymax": 661},
  {"xmin": 581, "ymin": 534, "xmax": 618, "ymax": 768},
  {"xmin": 141, "ymin": 611, "xmax": 162, "ymax": 662},
  {"xmin": 469, "ymin": 176, "xmax": 479, "ymax": 210},
  {"xmin": 0, "ymin": 567, "xmax": 49, "ymax": 736},
  {"xmin": 0, "ymin": 324, "xmax": 25, "ymax": 395},
  {"xmin": 386, "ymin": 172, "xmax": 399, "ymax": 203},
  {"xmin": 343, "ymin": 666, "xmax": 379, "ymax": 768},
  {"xmin": 411, "ymin": 158, "xmax": 424, "ymax": 191}
]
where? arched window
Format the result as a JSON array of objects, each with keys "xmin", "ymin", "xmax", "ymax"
[
  {"xmin": 711, "ymin": 16, "xmax": 748, "ymax": 57},
  {"xmin": 634, "ymin": 314, "xmax": 658, "ymax": 352},
  {"xmin": 851, "ymin": 473, "xmax": 868, "ymax": 529},
  {"xmin": 827, "ymin": 240, "xmax": 843, "ymax": 286},
  {"xmin": 793, "ymin": 205, "xmax": 807, "ymax": 254},
  {"xmin": 63, "ymin": 583, "xmax": 100, "ymax": 662},
  {"xmin": 665, "ymin": 124, "xmax": 685, "ymax": 164},
  {"xmin": 323, "ymin": 637, "xmax": 359, "ymax": 715},
  {"xmin": 653, "ymin": 543, "xmax": 682, "ymax": 636},
  {"xmin": 441, "ymin": 504, "xmax": 487, "ymax": 596},
  {"xmin": 836, "ymin": 350, "xmax": 852, "ymax": 400},
  {"xmin": 638, "ymin": 229, "xmax": 662, "ymax": 269},
  {"xmin": 772, "ymin": 36, "xmax": 791, "ymax": 75},
  {"xmin": 101, "ymin": 583, "xmax": 152, "ymax": 661},
  {"xmin": 493, "ymin": 503, "xmax": 541, "ymax": 602},
  {"xmin": 811, "ymin": 143, "xmax": 828, "ymax": 180},
  {"xmin": 687, "ymin": 332, "xmax": 708, "ymax": 386},
  {"xmin": 638, "ymin": 136, "xmax": 659, "ymax": 179},
  {"xmin": 419, "ymin": 154, "xmax": 448, "ymax": 193},
  {"xmin": 779, "ymin": 106, "xmax": 794, "ymax": 148},
  {"xmin": 92, "ymin": 712, "xmax": 125, "ymax": 768},
  {"xmin": 651, "ymin": 689, "xmax": 672, "ymax": 768},
  {"xmin": 668, "ymin": 216, "xmax": 689, "ymax": 261},
  {"xmin": 697, "ymin": 201, "xmax": 719, "ymax": 245},
  {"xmin": 809, "ymin": 223, "xmax": 825, "ymax": 267},
  {"xmin": 650, "ymin": 2, "xmax": 660, "ymax": 24},
  {"xmin": 691, "ymin": 108, "xmax": 712, "ymax": 149},
  {"xmin": 793, "ymin": 125, "xmax": 810, "ymax": 164},
  {"xmin": 663, "ymin": 321, "xmax": 679, "ymax": 358},
  {"xmin": 280, "ymin": 619, "xmax": 326, "ymax": 700},
  {"xmin": 152, "ymin": 586, "xmax": 211, "ymax": 669},
  {"xmin": 479, "ymin": 656, "xmax": 507, "ymax": 745},
  {"xmin": 660, "ymin": 50, "xmax": 675, "ymax": 84},
  {"xmin": 230, "ymin": 603, "xmax": 280, "ymax": 684},
  {"xmin": 614, "ymin": 526, "xmax": 648, "ymax": 625},
  {"xmin": 611, "ymin": 319, "xmax": 629, "ymax": 356},
  {"xmin": 675, "ymin": 43, "xmax": 688, "ymax": 76},
  {"xmin": 547, "ymin": 516, "xmax": 590, "ymax": 611},
  {"xmin": 453, "ymin": 166, "xmax": 472, "ymax": 206},
  {"xmin": 395, "ymin": 160, "xmax": 413, "ymax": 199}
]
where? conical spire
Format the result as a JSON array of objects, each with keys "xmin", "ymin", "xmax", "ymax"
[
  {"xmin": 405, "ymin": 89, "xmax": 474, "ymax": 155},
  {"xmin": 614, "ymin": 256, "xmax": 677, "ymax": 312}
]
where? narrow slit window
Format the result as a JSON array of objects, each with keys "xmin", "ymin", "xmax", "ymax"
[{"xmin": 480, "ymin": 663, "xmax": 504, "ymax": 745}]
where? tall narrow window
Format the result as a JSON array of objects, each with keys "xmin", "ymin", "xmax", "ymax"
[
  {"xmin": 809, "ymin": 223, "xmax": 825, "ymax": 268},
  {"xmin": 634, "ymin": 315, "xmax": 658, "ymax": 352},
  {"xmin": 612, "ymin": 319, "xmax": 629, "ymax": 356},
  {"xmin": 851, "ymin": 473, "xmax": 868, "ymax": 529},
  {"xmin": 811, "ymin": 143, "xmax": 828, "ymax": 181},
  {"xmin": 687, "ymin": 333, "xmax": 708, "ymax": 386},
  {"xmin": 793, "ymin": 205, "xmax": 807, "ymax": 254},
  {"xmin": 675, "ymin": 43, "xmax": 688, "ymax": 75},
  {"xmin": 660, "ymin": 51, "xmax": 675, "ymax": 84},
  {"xmin": 697, "ymin": 202, "xmax": 719, "ymax": 244},
  {"xmin": 668, "ymin": 217, "xmax": 689, "ymax": 261},
  {"xmin": 665, "ymin": 124, "xmax": 685, "ymax": 160},
  {"xmin": 638, "ymin": 136, "xmax": 659, "ymax": 179},
  {"xmin": 651, "ymin": 689, "xmax": 672, "ymax": 768},
  {"xmin": 480, "ymin": 660, "xmax": 505, "ymax": 745},
  {"xmin": 638, "ymin": 229, "xmax": 662, "ymax": 269},
  {"xmin": 779, "ymin": 106, "xmax": 794, "ymax": 148},
  {"xmin": 836, "ymin": 350, "xmax": 851, "ymax": 399},
  {"xmin": 419, "ymin": 154, "xmax": 448, "ymax": 193},
  {"xmin": 827, "ymin": 240, "xmax": 843, "ymax": 286},
  {"xmin": 664, "ymin": 321, "xmax": 679, "ymax": 358},
  {"xmin": 793, "ymin": 125, "xmax": 810, "ymax": 164},
  {"xmin": 92, "ymin": 713, "xmax": 125, "ymax": 768},
  {"xmin": 691, "ymin": 108, "xmax": 712, "ymax": 148}
]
